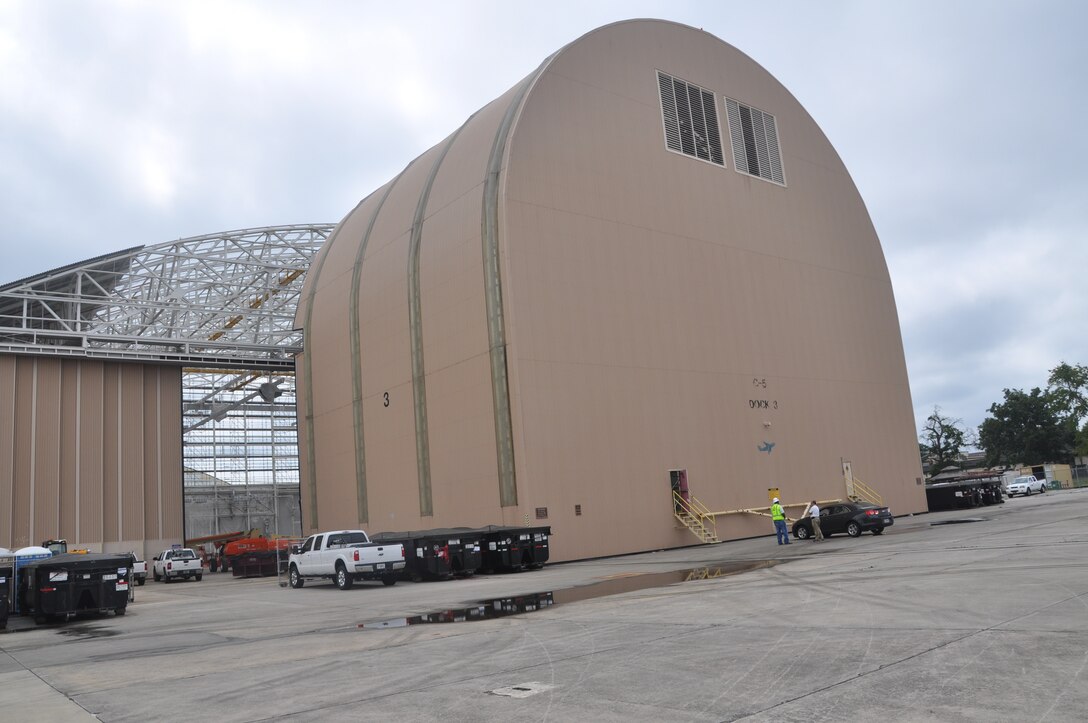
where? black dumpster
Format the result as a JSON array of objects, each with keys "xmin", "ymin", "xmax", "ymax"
[
  {"xmin": 474, "ymin": 526, "xmax": 517, "ymax": 572},
  {"xmin": 18, "ymin": 552, "xmax": 132, "ymax": 624},
  {"xmin": 369, "ymin": 528, "xmax": 471, "ymax": 580},
  {"xmin": 475, "ymin": 526, "xmax": 552, "ymax": 571},
  {"xmin": 925, "ymin": 479, "xmax": 1006, "ymax": 511},
  {"xmin": 374, "ymin": 530, "xmax": 448, "ymax": 580},
  {"xmin": 443, "ymin": 528, "xmax": 484, "ymax": 577},
  {"xmin": 521, "ymin": 526, "xmax": 551, "ymax": 569},
  {"xmin": 0, "ymin": 555, "xmax": 12, "ymax": 629}
]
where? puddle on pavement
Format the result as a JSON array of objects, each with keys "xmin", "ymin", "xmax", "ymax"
[
  {"xmin": 55, "ymin": 624, "xmax": 122, "ymax": 638},
  {"xmin": 931, "ymin": 518, "xmax": 988, "ymax": 525},
  {"xmin": 359, "ymin": 559, "xmax": 777, "ymax": 629}
]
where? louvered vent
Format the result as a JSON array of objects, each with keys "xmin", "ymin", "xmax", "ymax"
[
  {"xmin": 725, "ymin": 98, "xmax": 785, "ymax": 185},
  {"xmin": 657, "ymin": 71, "xmax": 724, "ymax": 166}
]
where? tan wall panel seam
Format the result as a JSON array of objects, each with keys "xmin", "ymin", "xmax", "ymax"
[
  {"xmin": 75, "ymin": 364, "xmax": 81, "ymax": 542},
  {"xmin": 29, "ymin": 360, "xmax": 37, "ymax": 542},
  {"xmin": 482, "ymin": 68, "xmax": 552, "ymax": 508},
  {"xmin": 350, "ymin": 170, "xmax": 417, "ymax": 525},
  {"xmin": 157, "ymin": 370, "xmax": 163, "ymax": 540},
  {"xmin": 300, "ymin": 224, "xmax": 348, "ymax": 531},
  {"xmin": 410, "ymin": 121, "xmax": 471, "ymax": 518},
  {"xmin": 116, "ymin": 365, "xmax": 123, "ymax": 542},
  {"xmin": 2, "ymin": 359, "xmax": 13, "ymax": 545}
]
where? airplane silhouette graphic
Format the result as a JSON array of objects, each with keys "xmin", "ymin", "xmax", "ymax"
[{"xmin": 757, "ymin": 441, "xmax": 775, "ymax": 454}]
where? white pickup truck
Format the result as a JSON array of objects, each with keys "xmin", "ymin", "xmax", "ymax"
[
  {"xmin": 152, "ymin": 548, "xmax": 203, "ymax": 583},
  {"xmin": 288, "ymin": 530, "xmax": 405, "ymax": 590},
  {"xmin": 128, "ymin": 553, "xmax": 148, "ymax": 585},
  {"xmin": 1006, "ymin": 475, "xmax": 1047, "ymax": 497}
]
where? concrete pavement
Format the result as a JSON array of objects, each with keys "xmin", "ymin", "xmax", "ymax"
[{"xmin": 2, "ymin": 488, "xmax": 1087, "ymax": 722}]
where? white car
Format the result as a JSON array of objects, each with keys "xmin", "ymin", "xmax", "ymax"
[{"xmin": 1006, "ymin": 475, "xmax": 1047, "ymax": 497}]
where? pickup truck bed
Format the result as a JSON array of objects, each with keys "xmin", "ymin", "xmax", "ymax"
[
  {"xmin": 288, "ymin": 530, "xmax": 405, "ymax": 590},
  {"xmin": 128, "ymin": 554, "xmax": 147, "ymax": 585}
]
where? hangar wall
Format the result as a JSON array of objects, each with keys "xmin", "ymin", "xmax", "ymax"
[
  {"xmin": 296, "ymin": 19, "xmax": 928, "ymax": 561},
  {"xmin": 0, "ymin": 354, "xmax": 182, "ymax": 557}
]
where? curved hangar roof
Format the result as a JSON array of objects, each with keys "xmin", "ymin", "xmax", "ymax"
[{"xmin": 297, "ymin": 20, "xmax": 925, "ymax": 559}]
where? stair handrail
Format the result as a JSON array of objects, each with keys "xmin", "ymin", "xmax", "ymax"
[
  {"xmin": 673, "ymin": 491, "xmax": 718, "ymax": 542},
  {"xmin": 687, "ymin": 493, "xmax": 714, "ymax": 519},
  {"xmin": 850, "ymin": 476, "xmax": 883, "ymax": 506}
]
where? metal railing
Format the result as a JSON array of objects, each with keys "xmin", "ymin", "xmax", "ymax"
[
  {"xmin": 673, "ymin": 491, "xmax": 718, "ymax": 543},
  {"xmin": 849, "ymin": 476, "xmax": 883, "ymax": 506}
]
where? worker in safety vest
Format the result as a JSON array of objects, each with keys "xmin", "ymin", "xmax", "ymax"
[{"xmin": 771, "ymin": 497, "xmax": 790, "ymax": 545}]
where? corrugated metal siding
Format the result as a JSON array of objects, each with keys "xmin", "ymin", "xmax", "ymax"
[
  {"xmin": 79, "ymin": 362, "xmax": 105, "ymax": 544},
  {"xmin": 142, "ymin": 368, "xmax": 159, "ymax": 542},
  {"xmin": 59, "ymin": 361, "xmax": 79, "ymax": 541},
  {"xmin": 32, "ymin": 358, "xmax": 61, "ymax": 542},
  {"xmin": 0, "ymin": 355, "xmax": 182, "ymax": 553},
  {"xmin": 121, "ymin": 364, "xmax": 145, "ymax": 541},
  {"xmin": 102, "ymin": 364, "xmax": 120, "ymax": 543},
  {"xmin": 0, "ymin": 357, "xmax": 17, "ymax": 546},
  {"xmin": 11, "ymin": 359, "xmax": 34, "ymax": 547},
  {"xmin": 158, "ymin": 366, "xmax": 183, "ymax": 540}
]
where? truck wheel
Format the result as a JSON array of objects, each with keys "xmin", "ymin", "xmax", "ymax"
[
  {"xmin": 137, "ymin": 577, "xmax": 145, "ymax": 586},
  {"xmin": 153, "ymin": 570, "xmax": 161, "ymax": 582},
  {"xmin": 115, "ymin": 607, "xmax": 126, "ymax": 616},
  {"xmin": 289, "ymin": 564, "xmax": 304, "ymax": 588},
  {"xmin": 335, "ymin": 563, "xmax": 354, "ymax": 590},
  {"xmin": 163, "ymin": 575, "xmax": 172, "ymax": 583},
  {"xmin": 381, "ymin": 574, "xmax": 397, "ymax": 586},
  {"xmin": 196, "ymin": 574, "xmax": 203, "ymax": 582}
]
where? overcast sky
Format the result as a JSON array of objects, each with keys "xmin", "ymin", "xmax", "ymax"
[{"xmin": 1, "ymin": 0, "xmax": 1085, "ymax": 440}]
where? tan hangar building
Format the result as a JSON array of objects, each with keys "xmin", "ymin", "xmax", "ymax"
[{"xmin": 297, "ymin": 18, "xmax": 927, "ymax": 561}]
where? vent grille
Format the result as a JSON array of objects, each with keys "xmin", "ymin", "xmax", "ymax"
[
  {"xmin": 657, "ymin": 71, "xmax": 724, "ymax": 166},
  {"xmin": 725, "ymin": 98, "xmax": 785, "ymax": 185}
]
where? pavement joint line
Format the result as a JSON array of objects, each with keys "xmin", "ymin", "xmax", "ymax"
[
  {"xmin": 729, "ymin": 579, "xmax": 1088, "ymax": 720},
  {"xmin": 2, "ymin": 655, "xmax": 99, "ymax": 720}
]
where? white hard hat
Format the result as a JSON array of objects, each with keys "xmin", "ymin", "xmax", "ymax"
[{"xmin": 772, "ymin": 497, "xmax": 779, "ymax": 503}]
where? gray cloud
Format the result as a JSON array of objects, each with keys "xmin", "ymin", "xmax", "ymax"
[{"xmin": 1, "ymin": 0, "xmax": 1085, "ymax": 441}]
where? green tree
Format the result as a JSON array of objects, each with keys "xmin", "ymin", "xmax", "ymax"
[
  {"xmin": 919, "ymin": 406, "xmax": 968, "ymax": 476},
  {"xmin": 978, "ymin": 387, "xmax": 1076, "ymax": 467},
  {"xmin": 1048, "ymin": 362, "xmax": 1088, "ymax": 457},
  {"xmin": 1048, "ymin": 362, "xmax": 1088, "ymax": 421}
]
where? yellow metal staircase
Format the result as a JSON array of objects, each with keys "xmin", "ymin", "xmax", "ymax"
[
  {"xmin": 670, "ymin": 470, "xmax": 883, "ymax": 545},
  {"xmin": 847, "ymin": 475, "xmax": 883, "ymax": 507},
  {"xmin": 673, "ymin": 491, "xmax": 719, "ymax": 543}
]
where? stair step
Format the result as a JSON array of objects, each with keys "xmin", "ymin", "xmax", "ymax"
[{"xmin": 675, "ymin": 498, "xmax": 717, "ymax": 545}]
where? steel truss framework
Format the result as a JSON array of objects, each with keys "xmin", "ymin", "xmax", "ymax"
[
  {"xmin": 183, "ymin": 368, "xmax": 302, "ymax": 538},
  {"xmin": 0, "ymin": 224, "xmax": 333, "ymax": 536},
  {"xmin": 0, "ymin": 224, "xmax": 334, "ymax": 369}
]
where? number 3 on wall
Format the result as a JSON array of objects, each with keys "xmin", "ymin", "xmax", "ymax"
[{"xmin": 383, "ymin": 392, "xmax": 390, "ymax": 407}]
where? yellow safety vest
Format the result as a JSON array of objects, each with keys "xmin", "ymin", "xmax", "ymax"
[{"xmin": 771, "ymin": 503, "xmax": 785, "ymax": 521}]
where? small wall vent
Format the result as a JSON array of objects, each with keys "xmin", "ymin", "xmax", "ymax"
[
  {"xmin": 657, "ymin": 71, "xmax": 724, "ymax": 166},
  {"xmin": 725, "ymin": 98, "xmax": 785, "ymax": 185}
]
